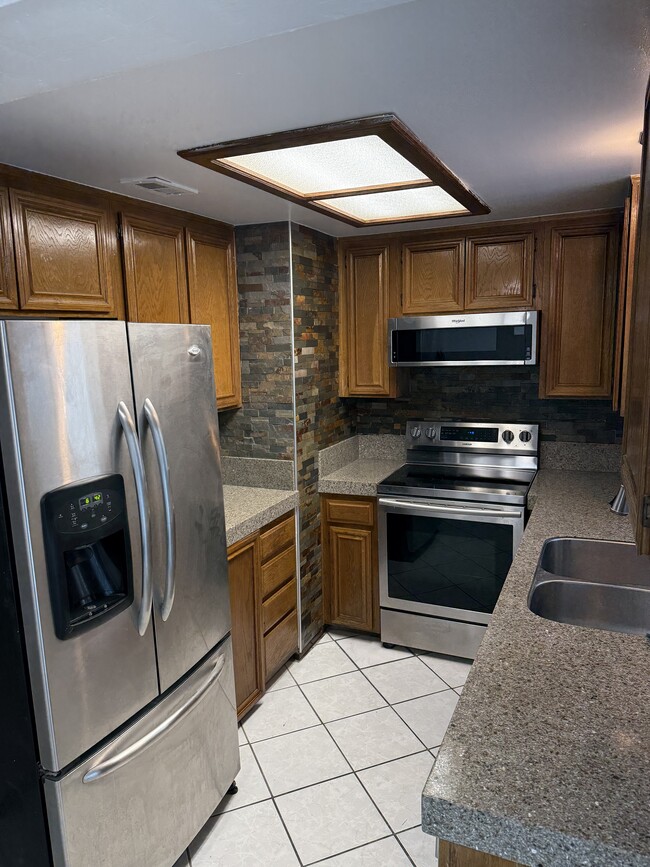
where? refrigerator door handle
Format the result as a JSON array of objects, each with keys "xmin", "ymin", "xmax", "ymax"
[
  {"xmin": 82, "ymin": 653, "xmax": 227, "ymax": 783},
  {"xmin": 117, "ymin": 400, "xmax": 152, "ymax": 636},
  {"xmin": 143, "ymin": 397, "xmax": 176, "ymax": 621}
]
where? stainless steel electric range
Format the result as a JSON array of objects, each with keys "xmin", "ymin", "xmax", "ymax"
[{"xmin": 377, "ymin": 420, "xmax": 539, "ymax": 659}]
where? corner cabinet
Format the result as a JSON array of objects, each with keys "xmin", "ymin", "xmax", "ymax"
[
  {"xmin": 339, "ymin": 241, "xmax": 400, "ymax": 397},
  {"xmin": 227, "ymin": 512, "xmax": 298, "ymax": 719},
  {"xmin": 186, "ymin": 227, "xmax": 242, "ymax": 411},
  {"xmin": 322, "ymin": 495, "xmax": 379, "ymax": 634},
  {"xmin": 121, "ymin": 208, "xmax": 242, "ymax": 410},
  {"xmin": 622, "ymin": 79, "xmax": 650, "ymax": 555},
  {"xmin": 539, "ymin": 216, "xmax": 619, "ymax": 398}
]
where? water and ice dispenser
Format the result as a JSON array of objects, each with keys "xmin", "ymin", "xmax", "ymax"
[{"xmin": 41, "ymin": 474, "xmax": 134, "ymax": 639}]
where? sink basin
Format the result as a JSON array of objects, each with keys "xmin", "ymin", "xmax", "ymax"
[
  {"xmin": 528, "ymin": 538, "xmax": 650, "ymax": 636},
  {"xmin": 539, "ymin": 537, "xmax": 650, "ymax": 587}
]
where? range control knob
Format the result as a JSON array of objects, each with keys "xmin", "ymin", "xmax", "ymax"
[
  {"xmin": 502, "ymin": 430, "xmax": 515, "ymax": 444},
  {"xmin": 519, "ymin": 430, "xmax": 532, "ymax": 443},
  {"xmin": 425, "ymin": 427, "xmax": 437, "ymax": 440},
  {"xmin": 410, "ymin": 426, "xmax": 422, "ymax": 439}
]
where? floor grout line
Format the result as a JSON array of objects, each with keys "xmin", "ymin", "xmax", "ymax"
[{"xmin": 212, "ymin": 635, "xmax": 450, "ymax": 866}]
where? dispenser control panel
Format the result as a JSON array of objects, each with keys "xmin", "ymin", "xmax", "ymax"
[
  {"xmin": 41, "ymin": 474, "xmax": 133, "ymax": 640},
  {"xmin": 51, "ymin": 485, "xmax": 123, "ymax": 534}
]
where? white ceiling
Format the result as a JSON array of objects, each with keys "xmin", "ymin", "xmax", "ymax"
[{"xmin": 0, "ymin": 0, "xmax": 648, "ymax": 237}]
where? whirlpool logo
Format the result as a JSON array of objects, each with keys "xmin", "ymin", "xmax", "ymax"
[{"xmin": 451, "ymin": 318, "xmax": 466, "ymax": 324}]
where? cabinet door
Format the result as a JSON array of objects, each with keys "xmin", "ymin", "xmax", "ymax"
[
  {"xmin": 325, "ymin": 525, "xmax": 376, "ymax": 632},
  {"xmin": 439, "ymin": 839, "xmax": 524, "ymax": 867},
  {"xmin": 540, "ymin": 222, "xmax": 619, "ymax": 398},
  {"xmin": 10, "ymin": 188, "xmax": 120, "ymax": 314},
  {"xmin": 342, "ymin": 244, "xmax": 393, "ymax": 396},
  {"xmin": 227, "ymin": 534, "xmax": 264, "ymax": 719},
  {"xmin": 622, "ymin": 84, "xmax": 650, "ymax": 555},
  {"xmin": 0, "ymin": 187, "xmax": 18, "ymax": 310},
  {"xmin": 186, "ymin": 226, "xmax": 242, "ymax": 410},
  {"xmin": 121, "ymin": 213, "xmax": 190, "ymax": 323},
  {"xmin": 465, "ymin": 233, "xmax": 534, "ymax": 310},
  {"xmin": 402, "ymin": 238, "xmax": 464, "ymax": 313}
]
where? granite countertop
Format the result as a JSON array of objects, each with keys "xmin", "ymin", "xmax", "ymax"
[
  {"xmin": 223, "ymin": 484, "xmax": 298, "ymax": 547},
  {"xmin": 422, "ymin": 470, "xmax": 650, "ymax": 867},
  {"xmin": 317, "ymin": 458, "xmax": 404, "ymax": 496}
]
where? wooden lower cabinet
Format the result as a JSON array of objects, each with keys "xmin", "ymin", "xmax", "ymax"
[
  {"xmin": 227, "ymin": 511, "xmax": 298, "ymax": 719},
  {"xmin": 227, "ymin": 534, "xmax": 263, "ymax": 718},
  {"xmin": 322, "ymin": 495, "xmax": 379, "ymax": 634},
  {"xmin": 438, "ymin": 840, "xmax": 523, "ymax": 867}
]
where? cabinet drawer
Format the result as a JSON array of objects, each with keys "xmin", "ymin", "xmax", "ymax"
[
  {"xmin": 264, "ymin": 609, "xmax": 298, "ymax": 681},
  {"xmin": 325, "ymin": 498, "xmax": 374, "ymax": 527},
  {"xmin": 261, "ymin": 545, "xmax": 296, "ymax": 599},
  {"xmin": 260, "ymin": 513, "xmax": 295, "ymax": 563},
  {"xmin": 262, "ymin": 578, "xmax": 297, "ymax": 634}
]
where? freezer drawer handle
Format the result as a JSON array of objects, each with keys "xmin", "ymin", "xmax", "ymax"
[
  {"xmin": 143, "ymin": 397, "xmax": 176, "ymax": 621},
  {"xmin": 118, "ymin": 400, "xmax": 153, "ymax": 636},
  {"xmin": 83, "ymin": 653, "xmax": 227, "ymax": 784}
]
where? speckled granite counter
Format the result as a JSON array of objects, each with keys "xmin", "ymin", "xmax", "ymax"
[
  {"xmin": 223, "ymin": 485, "xmax": 298, "ymax": 547},
  {"xmin": 422, "ymin": 470, "xmax": 650, "ymax": 867},
  {"xmin": 317, "ymin": 458, "xmax": 404, "ymax": 496}
]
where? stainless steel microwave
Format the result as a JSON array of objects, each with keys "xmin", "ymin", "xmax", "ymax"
[{"xmin": 388, "ymin": 310, "xmax": 538, "ymax": 367}]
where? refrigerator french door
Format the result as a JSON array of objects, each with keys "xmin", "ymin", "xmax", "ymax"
[{"xmin": 0, "ymin": 320, "xmax": 239, "ymax": 867}]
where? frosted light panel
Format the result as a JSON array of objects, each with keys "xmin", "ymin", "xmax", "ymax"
[
  {"xmin": 317, "ymin": 186, "xmax": 468, "ymax": 222},
  {"xmin": 216, "ymin": 136, "xmax": 428, "ymax": 195}
]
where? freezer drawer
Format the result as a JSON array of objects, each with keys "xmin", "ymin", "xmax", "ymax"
[{"xmin": 44, "ymin": 637, "xmax": 239, "ymax": 867}]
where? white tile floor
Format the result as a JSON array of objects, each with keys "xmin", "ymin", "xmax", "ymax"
[{"xmin": 183, "ymin": 631, "xmax": 472, "ymax": 866}]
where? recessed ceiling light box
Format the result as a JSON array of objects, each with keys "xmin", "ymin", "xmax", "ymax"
[{"xmin": 178, "ymin": 115, "xmax": 489, "ymax": 227}]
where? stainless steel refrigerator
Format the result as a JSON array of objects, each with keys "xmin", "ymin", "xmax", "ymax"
[{"xmin": 0, "ymin": 319, "xmax": 239, "ymax": 867}]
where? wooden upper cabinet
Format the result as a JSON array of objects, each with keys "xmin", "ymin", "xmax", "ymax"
[
  {"xmin": 186, "ymin": 226, "xmax": 242, "ymax": 411},
  {"xmin": 402, "ymin": 238, "xmax": 464, "ymax": 314},
  {"xmin": 541, "ymin": 220, "xmax": 619, "ymax": 398},
  {"xmin": 465, "ymin": 233, "xmax": 534, "ymax": 310},
  {"xmin": 0, "ymin": 187, "xmax": 18, "ymax": 311},
  {"xmin": 121, "ymin": 212, "xmax": 189, "ymax": 323},
  {"xmin": 342, "ymin": 243, "xmax": 395, "ymax": 396},
  {"xmin": 9, "ymin": 188, "xmax": 120, "ymax": 314},
  {"xmin": 622, "ymin": 80, "xmax": 650, "ymax": 555}
]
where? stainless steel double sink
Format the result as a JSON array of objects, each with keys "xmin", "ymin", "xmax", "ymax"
[{"xmin": 528, "ymin": 538, "xmax": 650, "ymax": 636}]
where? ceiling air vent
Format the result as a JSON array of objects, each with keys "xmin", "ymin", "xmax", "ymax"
[{"xmin": 121, "ymin": 176, "xmax": 198, "ymax": 197}]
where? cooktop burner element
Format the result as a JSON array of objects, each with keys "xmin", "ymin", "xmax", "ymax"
[{"xmin": 377, "ymin": 420, "xmax": 539, "ymax": 505}]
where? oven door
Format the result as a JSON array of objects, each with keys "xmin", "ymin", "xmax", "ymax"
[{"xmin": 378, "ymin": 497, "xmax": 524, "ymax": 624}]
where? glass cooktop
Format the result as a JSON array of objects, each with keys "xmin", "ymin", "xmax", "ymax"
[{"xmin": 377, "ymin": 463, "xmax": 535, "ymax": 505}]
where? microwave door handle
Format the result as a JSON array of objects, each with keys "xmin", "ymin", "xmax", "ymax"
[
  {"xmin": 82, "ymin": 653, "xmax": 226, "ymax": 783},
  {"xmin": 118, "ymin": 401, "xmax": 153, "ymax": 636},
  {"xmin": 378, "ymin": 497, "xmax": 521, "ymax": 519},
  {"xmin": 143, "ymin": 398, "xmax": 176, "ymax": 621}
]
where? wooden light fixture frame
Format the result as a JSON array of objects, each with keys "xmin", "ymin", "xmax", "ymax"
[{"xmin": 178, "ymin": 114, "xmax": 490, "ymax": 227}]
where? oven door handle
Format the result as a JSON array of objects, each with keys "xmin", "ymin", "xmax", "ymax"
[{"xmin": 378, "ymin": 497, "xmax": 522, "ymax": 519}]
